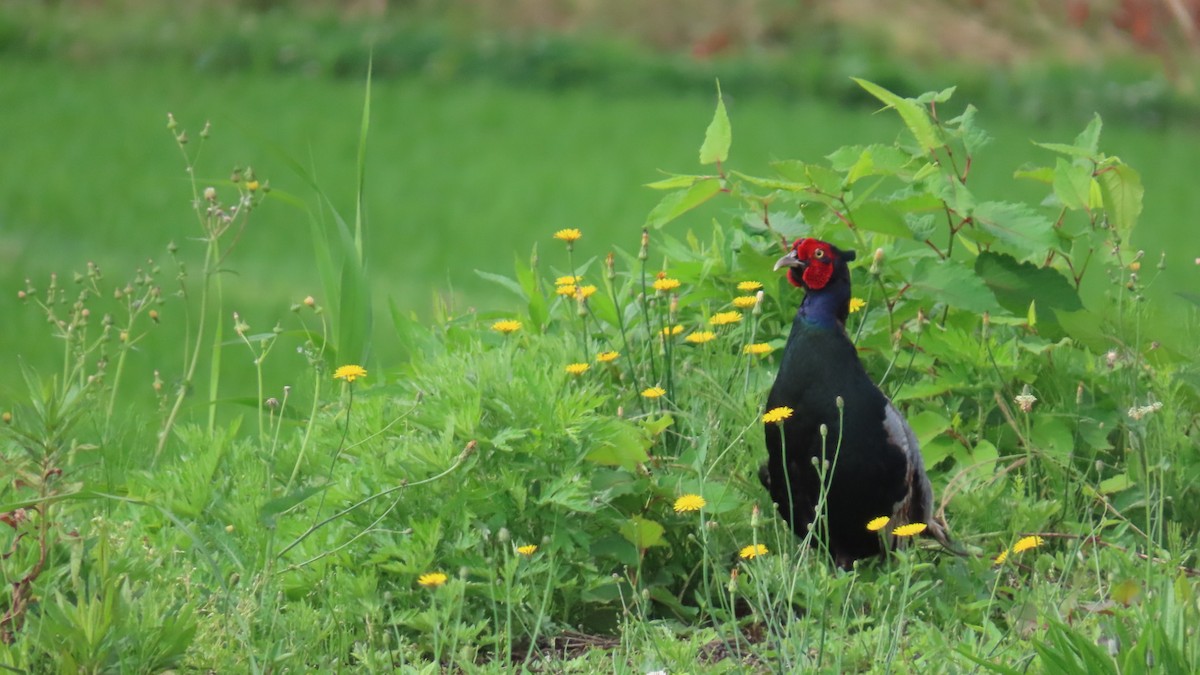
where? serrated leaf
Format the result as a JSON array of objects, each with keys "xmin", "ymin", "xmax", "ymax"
[
  {"xmin": 851, "ymin": 201, "xmax": 913, "ymax": 238},
  {"xmin": 910, "ymin": 258, "xmax": 1000, "ymax": 313},
  {"xmin": 699, "ymin": 84, "xmax": 731, "ymax": 165},
  {"xmin": 1053, "ymin": 158, "xmax": 1093, "ymax": 211},
  {"xmin": 853, "ymin": 78, "xmax": 941, "ymax": 152},
  {"xmin": 971, "ymin": 201, "xmax": 1058, "ymax": 258},
  {"xmin": 950, "ymin": 104, "xmax": 992, "ymax": 156},
  {"xmin": 1097, "ymin": 162, "xmax": 1143, "ymax": 244},
  {"xmin": 619, "ymin": 516, "xmax": 666, "ymax": 550},
  {"xmin": 1075, "ymin": 113, "xmax": 1103, "ymax": 155},
  {"xmin": 975, "ymin": 252, "xmax": 1083, "ymax": 338},
  {"xmin": 645, "ymin": 178, "xmax": 722, "ymax": 229}
]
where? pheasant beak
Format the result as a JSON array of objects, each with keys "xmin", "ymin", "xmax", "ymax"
[{"xmin": 773, "ymin": 250, "xmax": 805, "ymax": 272}]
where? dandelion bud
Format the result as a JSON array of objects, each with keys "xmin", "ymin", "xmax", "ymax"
[
  {"xmin": 166, "ymin": 112, "xmax": 178, "ymax": 130},
  {"xmin": 283, "ymin": 385, "xmax": 291, "ymax": 396},
  {"xmin": 753, "ymin": 290, "xmax": 764, "ymax": 315},
  {"xmin": 303, "ymin": 295, "xmax": 316, "ymax": 308},
  {"xmin": 201, "ymin": 121, "xmax": 211, "ymax": 139},
  {"xmin": 225, "ymin": 524, "xmax": 234, "ymax": 533},
  {"xmin": 819, "ymin": 423, "xmax": 828, "ymax": 438},
  {"xmin": 266, "ymin": 398, "xmax": 279, "ymax": 409},
  {"xmin": 669, "ymin": 294, "xmax": 679, "ymax": 319},
  {"xmin": 149, "ymin": 309, "xmax": 159, "ymax": 323},
  {"xmin": 119, "ymin": 330, "xmax": 129, "ymax": 342},
  {"xmin": 204, "ymin": 186, "xmax": 217, "ymax": 202},
  {"xmin": 835, "ymin": 395, "xmax": 844, "ymax": 410},
  {"xmin": 176, "ymin": 131, "xmax": 188, "ymax": 145},
  {"xmin": 606, "ymin": 252, "xmax": 616, "ymax": 280},
  {"xmin": 1, "ymin": 412, "xmax": 10, "ymax": 425},
  {"xmin": 1157, "ymin": 252, "xmax": 1166, "ymax": 270},
  {"xmin": 870, "ymin": 247, "xmax": 885, "ymax": 275},
  {"xmin": 1076, "ymin": 382, "xmax": 1084, "ymax": 405},
  {"xmin": 16, "ymin": 290, "xmax": 25, "ymax": 300},
  {"xmin": 639, "ymin": 229, "xmax": 650, "ymax": 261},
  {"xmin": 616, "ymin": 406, "xmax": 624, "ymax": 419},
  {"xmin": 751, "ymin": 504, "xmax": 761, "ymax": 528},
  {"xmin": 641, "ymin": 588, "xmax": 651, "ymax": 602},
  {"xmin": 152, "ymin": 370, "xmax": 163, "ymax": 393},
  {"xmin": 706, "ymin": 520, "xmax": 718, "ymax": 531},
  {"xmin": 497, "ymin": 527, "xmax": 510, "ymax": 544},
  {"xmin": 810, "ymin": 456, "xmax": 820, "ymax": 467}
]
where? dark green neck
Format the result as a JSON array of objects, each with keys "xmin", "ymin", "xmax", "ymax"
[{"xmin": 796, "ymin": 276, "xmax": 852, "ymax": 330}]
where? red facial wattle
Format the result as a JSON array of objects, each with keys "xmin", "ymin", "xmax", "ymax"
[{"xmin": 789, "ymin": 238, "xmax": 836, "ymax": 290}]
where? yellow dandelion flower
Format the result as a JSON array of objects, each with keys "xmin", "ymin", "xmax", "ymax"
[
  {"xmin": 866, "ymin": 516, "xmax": 891, "ymax": 532},
  {"xmin": 555, "ymin": 275, "xmax": 581, "ymax": 286},
  {"xmin": 575, "ymin": 285, "xmax": 598, "ymax": 300},
  {"xmin": 762, "ymin": 407, "xmax": 793, "ymax": 424},
  {"xmin": 417, "ymin": 572, "xmax": 448, "ymax": 588},
  {"xmin": 597, "ymin": 351, "xmax": 619, "ymax": 362},
  {"xmin": 685, "ymin": 331, "xmax": 716, "ymax": 344},
  {"xmin": 739, "ymin": 544, "xmax": 769, "ymax": 560},
  {"xmin": 732, "ymin": 295, "xmax": 758, "ymax": 309},
  {"xmin": 660, "ymin": 324, "xmax": 683, "ymax": 337},
  {"xmin": 737, "ymin": 281, "xmax": 763, "ymax": 292},
  {"xmin": 709, "ymin": 311, "xmax": 743, "ymax": 326},
  {"xmin": 246, "ymin": 180, "xmax": 261, "ymax": 192},
  {"xmin": 553, "ymin": 228, "xmax": 582, "ymax": 243},
  {"xmin": 849, "ymin": 297, "xmax": 866, "ymax": 314},
  {"xmin": 891, "ymin": 522, "xmax": 928, "ymax": 537},
  {"xmin": 653, "ymin": 278, "xmax": 681, "ymax": 292},
  {"xmin": 641, "ymin": 386, "xmax": 667, "ymax": 399},
  {"xmin": 1012, "ymin": 535, "xmax": 1045, "ymax": 554},
  {"xmin": 673, "ymin": 494, "xmax": 706, "ymax": 513},
  {"xmin": 492, "ymin": 319, "xmax": 522, "ymax": 334},
  {"xmin": 556, "ymin": 284, "xmax": 577, "ymax": 296},
  {"xmin": 565, "ymin": 363, "xmax": 590, "ymax": 376},
  {"xmin": 333, "ymin": 364, "xmax": 368, "ymax": 383},
  {"xmin": 517, "ymin": 544, "xmax": 538, "ymax": 556},
  {"xmin": 744, "ymin": 343, "xmax": 773, "ymax": 356},
  {"xmin": 1129, "ymin": 261, "xmax": 1141, "ymax": 272},
  {"xmin": 993, "ymin": 549, "xmax": 1010, "ymax": 565}
]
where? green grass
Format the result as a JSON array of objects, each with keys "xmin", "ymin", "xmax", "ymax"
[
  {"xmin": 1, "ymin": 51, "xmax": 1199, "ymax": 672},
  {"xmin": 3, "ymin": 60, "xmax": 1198, "ymax": 413}
]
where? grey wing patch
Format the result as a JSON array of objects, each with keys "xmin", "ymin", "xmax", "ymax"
[{"xmin": 883, "ymin": 401, "xmax": 935, "ymax": 528}]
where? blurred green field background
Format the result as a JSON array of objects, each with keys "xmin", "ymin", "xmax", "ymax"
[{"xmin": 2, "ymin": 3, "xmax": 1198, "ymax": 415}]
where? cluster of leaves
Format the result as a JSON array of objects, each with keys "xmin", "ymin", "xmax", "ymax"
[{"xmin": 3, "ymin": 78, "xmax": 1199, "ymax": 672}]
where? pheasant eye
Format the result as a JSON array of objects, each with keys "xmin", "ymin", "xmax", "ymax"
[{"xmin": 813, "ymin": 249, "xmax": 826, "ymax": 259}]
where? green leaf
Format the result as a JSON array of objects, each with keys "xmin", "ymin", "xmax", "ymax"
[
  {"xmin": 1098, "ymin": 473, "xmax": 1133, "ymax": 495},
  {"xmin": 259, "ymin": 486, "xmax": 326, "ymax": 526},
  {"xmin": 850, "ymin": 201, "xmax": 913, "ymax": 238},
  {"xmin": 699, "ymin": 83, "xmax": 731, "ymax": 165},
  {"xmin": 1027, "ymin": 300, "xmax": 1037, "ymax": 327},
  {"xmin": 474, "ymin": 269, "xmax": 527, "ymax": 301},
  {"xmin": 585, "ymin": 420, "xmax": 651, "ymax": 471},
  {"xmin": 827, "ymin": 144, "xmax": 913, "ymax": 183},
  {"xmin": 910, "ymin": 258, "xmax": 1000, "ymax": 313},
  {"xmin": 1097, "ymin": 162, "xmax": 1143, "ymax": 244},
  {"xmin": 1075, "ymin": 113, "xmax": 1103, "ymax": 156},
  {"xmin": 852, "ymin": 78, "xmax": 941, "ymax": 152},
  {"xmin": 619, "ymin": 515, "xmax": 666, "ymax": 550},
  {"xmin": 971, "ymin": 201, "xmax": 1058, "ymax": 259},
  {"xmin": 644, "ymin": 174, "xmax": 704, "ymax": 190},
  {"xmin": 949, "ymin": 104, "xmax": 992, "ymax": 156},
  {"xmin": 1014, "ymin": 165, "xmax": 1054, "ymax": 183},
  {"xmin": 975, "ymin": 252, "xmax": 1082, "ymax": 337},
  {"xmin": 1053, "ymin": 158, "xmax": 1093, "ymax": 211},
  {"xmin": 1031, "ymin": 417, "xmax": 1074, "ymax": 458},
  {"xmin": 645, "ymin": 178, "xmax": 722, "ymax": 229}
]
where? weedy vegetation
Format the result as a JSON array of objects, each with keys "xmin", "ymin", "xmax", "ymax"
[{"xmin": 1, "ymin": 78, "xmax": 1198, "ymax": 673}]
